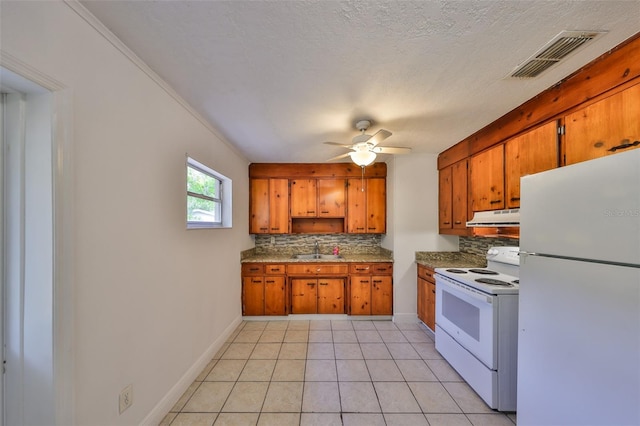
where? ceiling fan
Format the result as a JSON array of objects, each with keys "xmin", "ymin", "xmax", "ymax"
[{"xmin": 325, "ymin": 120, "xmax": 412, "ymax": 166}]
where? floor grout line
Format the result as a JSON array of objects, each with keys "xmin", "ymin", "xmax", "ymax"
[{"xmin": 164, "ymin": 319, "xmax": 516, "ymax": 426}]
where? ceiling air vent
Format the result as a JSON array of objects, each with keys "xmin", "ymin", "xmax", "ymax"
[{"xmin": 509, "ymin": 30, "xmax": 607, "ymax": 79}]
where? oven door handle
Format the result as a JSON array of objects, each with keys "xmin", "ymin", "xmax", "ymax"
[{"xmin": 437, "ymin": 274, "xmax": 492, "ymax": 304}]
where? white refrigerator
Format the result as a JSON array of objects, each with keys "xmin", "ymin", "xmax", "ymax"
[{"xmin": 518, "ymin": 148, "xmax": 640, "ymax": 426}]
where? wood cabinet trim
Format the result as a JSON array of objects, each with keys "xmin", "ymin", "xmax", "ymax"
[{"xmin": 249, "ymin": 162, "xmax": 387, "ymax": 178}]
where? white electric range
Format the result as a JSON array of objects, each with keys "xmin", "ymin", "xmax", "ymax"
[{"xmin": 434, "ymin": 246, "xmax": 520, "ymax": 412}]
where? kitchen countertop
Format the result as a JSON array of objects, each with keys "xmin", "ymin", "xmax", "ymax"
[
  {"xmin": 241, "ymin": 253, "xmax": 393, "ymax": 263},
  {"xmin": 415, "ymin": 251, "xmax": 485, "ymax": 269}
]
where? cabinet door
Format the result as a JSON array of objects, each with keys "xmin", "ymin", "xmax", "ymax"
[
  {"xmin": 264, "ymin": 276, "xmax": 286, "ymax": 315},
  {"xmin": 249, "ymin": 179, "xmax": 270, "ymax": 234},
  {"xmin": 564, "ymin": 84, "xmax": 640, "ymax": 166},
  {"xmin": 317, "ymin": 278, "xmax": 345, "ymax": 314},
  {"xmin": 505, "ymin": 121, "xmax": 558, "ymax": 208},
  {"xmin": 451, "ymin": 160, "xmax": 469, "ymax": 229},
  {"xmin": 318, "ymin": 179, "xmax": 346, "ymax": 217},
  {"xmin": 269, "ymin": 179, "xmax": 289, "ymax": 233},
  {"xmin": 242, "ymin": 276, "xmax": 264, "ymax": 316},
  {"xmin": 350, "ymin": 276, "xmax": 371, "ymax": 315},
  {"xmin": 469, "ymin": 144, "xmax": 505, "ymax": 211},
  {"xmin": 438, "ymin": 166, "xmax": 453, "ymax": 229},
  {"xmin": 417, "ymin": 277, "xmax": 428, "ymax": 324},
  {"xmin": 366, "ymin": 178, "xmax": 386, "ymax": 233},
  {"xmin": 250, "ymin": 179, "xmax": 289, "ymax": 234},
  {"xmin": 347, "ymin": 178, "xmax": 367, "ymax": 233},
  {"xmin": 291, "ymin": 278, "xmax": 317, "ymax": 314},
  {"xmin": 425, "ymin": 281, "xmax": 436, "ymax": 331},
  {"xmin": 290, "ymin": 179, "xmax": 317, "ymax": 217},
  {"xmin": 371, "ymin": 276, "xmax": 392, "ymax": 315}
]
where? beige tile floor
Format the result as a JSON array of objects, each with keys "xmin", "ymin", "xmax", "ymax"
[{"xmin": 160, "ymin": 320, "xmax": 517, "ymax": 426}]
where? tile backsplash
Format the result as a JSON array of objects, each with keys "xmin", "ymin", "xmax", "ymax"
[
  {"xmin": 459, "ymin": 236, "xmax": 520, "ymax": 256},
  {"xmin": 254, "ymin": 234, "xmax": 384, "ymax": 255}
]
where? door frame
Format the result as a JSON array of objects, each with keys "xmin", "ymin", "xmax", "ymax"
[{"xmin": 1, "ymin": 51, "xmax": 74, "ymax": 426}]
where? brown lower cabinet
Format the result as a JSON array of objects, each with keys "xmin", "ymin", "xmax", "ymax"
[
  {"xmin": 242, "ymin": 261, "xmax": 392, "ymax": 316},
  {"xmin": 242, "ymin": 263, "xmax": 286, "ymax": 316},
  {"xmin": 349, "ymin": 263, "xmax": 393, "ymax": 316},
  {"xmin": 291, "ymin": 278, "xmax": 345, "ymax": 314},
  {"xmin": 417, "ymin": 264, "xmax": 436, "ymax": 331}
]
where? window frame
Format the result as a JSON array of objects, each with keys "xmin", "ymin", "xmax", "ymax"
[{"xmin": 186, "ymin": 156, "xmax": 232, "ymax": 229}]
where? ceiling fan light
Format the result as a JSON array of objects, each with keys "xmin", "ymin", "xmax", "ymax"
[{"xmin": 349, "ymin": 150, "xmax": 376, "ymax": 166}]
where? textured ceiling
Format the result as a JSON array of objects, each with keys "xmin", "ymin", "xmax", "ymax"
[{"xmin": 80, "ymin": 1, "xmax": 640, "ymax": 163}]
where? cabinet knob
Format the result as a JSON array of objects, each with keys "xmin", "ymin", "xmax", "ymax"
[
  {"xmin": 490, "ymin": 200, "xmax": 502, "ymax": 204},
  {"xmin": 454, "ymin": 221, "xmax": 462, "ymax": 224}
]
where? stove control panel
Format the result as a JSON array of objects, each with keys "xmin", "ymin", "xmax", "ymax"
[{"xmin": 486, "ymin": 246, "xmax": 520, "ymax": 266}]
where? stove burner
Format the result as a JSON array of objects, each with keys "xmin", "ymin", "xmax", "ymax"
[
  {"xmin": 512, "ymin": 279, "xmax": 519, "ymax": 284},
  {"xmin": 469, "ymin": 268, "xmax": 499, "ymax": 275},
  {"xmin": 446, "ymin": 269, "xmax": 468, "ymax": 274},
  {"xmin": 475, "ymin": 278, "xmax": 513, "ymax": 287}
]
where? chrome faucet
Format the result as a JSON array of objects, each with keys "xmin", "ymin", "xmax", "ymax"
[{"xmin": 314, "ymin": 241, "xmax": 320, "ymax": 256}]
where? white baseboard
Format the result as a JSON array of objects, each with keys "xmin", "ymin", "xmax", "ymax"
[{"xmin": 141, "ymin": 314, "xmax": 243, "ymax": 425}]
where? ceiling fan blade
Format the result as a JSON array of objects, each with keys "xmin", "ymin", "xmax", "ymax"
[
  {"xmin": 326, "ymin": 152, "xmax": 352, "ymax": 161},
  {"xmin": 324, "ymin": 141, "xmax": 354, "ymax": 148},
  {"xmin": 367, "ymin": 129, "xmax": 392, "ymax": 147},
  {"xmin": 372, "ymin": 146, "xmax": 412, "ymax": 154}
]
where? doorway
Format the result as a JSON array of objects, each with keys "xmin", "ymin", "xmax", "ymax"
[{"xmin": 1, "ymin": 68, "xmax": 55, "ymax": 426}]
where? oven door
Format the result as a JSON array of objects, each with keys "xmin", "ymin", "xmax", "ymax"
[{"xmin": 435, "ymin": 273, "xmax": 497, "ymax": 369}]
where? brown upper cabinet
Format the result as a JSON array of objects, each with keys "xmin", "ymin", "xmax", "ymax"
[
  {"xmin": 347, "ymin": 177, "xmax": 386, "ymax": 234},
  {"xmin": 290, "ymin": 179, "xmax": 317, "ymax": 217},
  {"xmin": 249, "ymin": 163, "xmax": 387, "ymax": 235},
  {"xmin": 439, "ymin": 159, "xmax": 470, "ymax": 234},
  {"xmin": 469, "ymin": 144, "xmax": 505, "ymax": 212},
  {"xmin": 563, "ymin": 83, "xmax": 640, "ymax": 166},
  {"xmin": 437, "ymin": 34, "xmax": 640, "ymax": 233},
  {"xmin": 318, "ymin": 179, "xmax": 347, "ymax": 217},
  {"xmin": 290, "ymin": 178, "xmax": 346, "ymax": 217},
  {"xmin": 249, "ymin": 178, "xmax": 289, "ymax": 234},
  {"xmin": 504, "ymin": 121, "xmax": 559, "ymax": 208}
]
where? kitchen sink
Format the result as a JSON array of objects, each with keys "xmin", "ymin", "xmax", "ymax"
[{"xmin": 292, "ymin": 254, "xmax": 343, "ymax": 260}]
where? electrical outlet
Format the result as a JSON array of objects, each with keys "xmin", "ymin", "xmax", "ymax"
[
  {"xmin": 270, "ymin": 236, "xmax": 275, "ymax": 244},
  {"xmin": 119, "ymin": 384, "xmax": 133, "ymax": 414}
]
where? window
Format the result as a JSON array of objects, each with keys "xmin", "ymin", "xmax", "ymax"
[{"xmin": 187, "ymin": 157, "xmax": 232, "ymax": 229}]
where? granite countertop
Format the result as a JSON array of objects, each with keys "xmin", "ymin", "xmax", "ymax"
[
  {"xmin": 415, "ymin": 251, "xmax": 485, "ymax": 269},
  {"xmin": 242, "ymin": 253, "xmax": 394, "ymax": 263}
]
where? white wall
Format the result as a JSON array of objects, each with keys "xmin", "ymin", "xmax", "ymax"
[
  {"xmin": 385, "ymin": 155, "xmax": 458, "ymax": 321},
  {"xmin": 1, "ymin": 2, "xmax": 253, "ymax": 424}
]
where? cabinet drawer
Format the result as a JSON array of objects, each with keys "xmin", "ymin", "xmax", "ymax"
[
  {"xmin": 349, "ymin": 264, "xmax": 372, "ymax": 274},
  {"xmin": 287, "ymin": 263, "xmax": 349, "ymax": 275},
  {"xmin": 417, "ymin": 265, "xmax": 436, "ymax": 283},
  {"xmin": 371, "ymin": 263, "xmax": 393, "ymax": 275},
  {"xmin": 242, "ymin": 263, "xmax": 264, "ymax": 276},
  {"xmin": 265, "ymin": 264, "xmax": 285, "ymax": 274}
]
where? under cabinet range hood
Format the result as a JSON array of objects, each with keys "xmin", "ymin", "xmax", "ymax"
[{"xmin": 466, "ymin": 209, "xmax": 520, "ymax": 227}]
